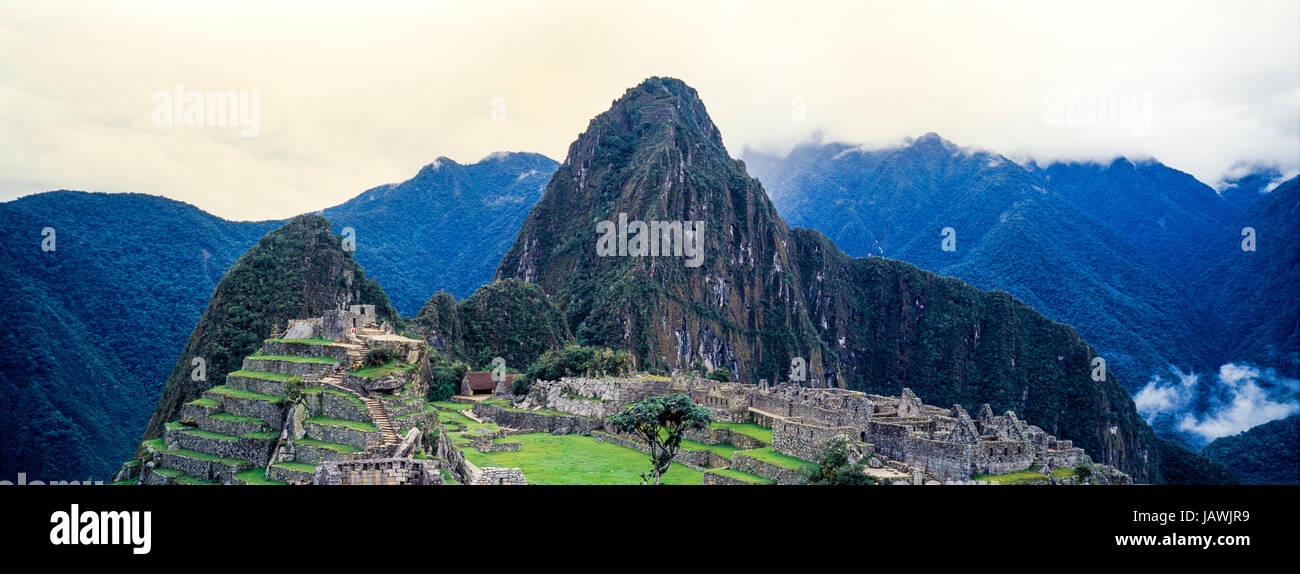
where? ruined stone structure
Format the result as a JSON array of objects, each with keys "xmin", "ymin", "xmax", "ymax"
[
  {"xmin": 668, "ymin": 373, "xmax": 1120, "ymax": 483},
  {"xmin": 126, "ymin": 306, "xmax": 443, "ymax": 486}
]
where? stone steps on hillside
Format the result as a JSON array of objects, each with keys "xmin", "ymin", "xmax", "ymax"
[{"xmin": 359, "ymin": 395, "xmax": 402, "ymax": 445}]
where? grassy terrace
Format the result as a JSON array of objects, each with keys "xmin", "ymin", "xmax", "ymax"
[
  {"xmin": 174, "ymin": 474, "xmax": 217, "ymax": 485},
  {"xmin": 152, "ymin": 468, "xmax": 182, "ymax": 478},
  {"xmin": 711, "ymin": 422, "xmax": 773, "ymax": 444},
  {"xmin": 303, "ymin": 386, "xmax": 367, "ymax": 408},
  {"xmin": 187, "ymin": 397, "xmax": 221, "ymax": 408},
  {"xmin": 167, "ymin": 448, "xmax": 250, "ymax": 466},
  {"xmin": 294, "ymin": 438, "xmax": 363, "ymax": 453},
  {"xmin": 349, "ymin": 359, "xmax": 414, "ymax": 380},
  {"xmin": 236, "ymin": 469, "xmax": 286, "ymax": 485},
  {"xmin": 432, "ymin": 401, "xmax": 472, "ymax": 411},
  {"xmin": 248, "ymin": 354, "xmax": 339, "ymax": 364},
  {"xmin": 706, "ymin": 468, "xmax": 775, "ymax": 484},
  {"xmin": 680, "ymin": 439, "xmax": 742, "ymax": 460},
  {"xmin": 735, "ymin": 447, "xmax": 817, "ymax": 473},
  {"xmin": 265, "ymin": 337, "xmax": 338, "ymax": 345},
  {"xmin": 461, "ymin": 432, "xmax": 703, "ymax": 485},
  {"xmin": 141, "ymin": 438, "xmax": 166, "ymax": 450},
  {"xmin": 206, "ymin": 385, "xmax": 283, "ymax": 403},
  {"xmin": 272, "ymin": 461, "xmax": 318, "ymax": 473},
  {"xmin": 973, "ymin": 470, "xmax": 1050, "ymax": 484},
  {"xmin": 305, "ymin": 417, "xmax": 377, "ymax": 431},
  {"xmin": 209, "ymin": 412, "xmax": 266, "ymax": 425},
  {"xmin": 228, "ymin": 369, "xmax": 301, "ymax": 381},
  {"xmin": 1052, "ymin": 467, "xmax": 1080, "ymax": 479},
  {"xmin": 182, "ymin": 428, "xmax": 239, "ymax": 442}
]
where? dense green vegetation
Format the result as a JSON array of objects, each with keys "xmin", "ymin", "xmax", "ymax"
[
  {"xmin": 524, "ymin": 345, "xmax": 634, "ymax": 383},
  {"xmin": 412, "ymin": 279, "xmax": 571, "ymax": 371},
  {"xmin": 1154, "ymin": 438, "xmax": 1237, "ymax": 485},
  {"xmin": 1201, "ymin": 414, "xmax": 1299, "ymax": 484},
  {"xmin": 140, "ymin": 214, "xmax": 399, "ymax": 443},
  {"xmin": 0, "ymin": 191, "xmax": 278, "ymax": 481}
]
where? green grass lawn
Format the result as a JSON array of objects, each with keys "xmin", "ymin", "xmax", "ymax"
[
  {"xmin": 710, "ymin": 422, "xmax": 773, "ymax": 444},
  {"xmin": 461, "ymin": 432, "xmax": 703, "ymax": 485},
  {"xmin": 973, "ymin": 469, "xmax": 1050, "ymax": 484},
  {"xmin": 432, "ymin": 401, "xmax": 472, "ymax": 411},
  {"xmin": 734, "ymin": 447, "xmax": 817, "ymax": 473},
  {"xmin": 706, "ymin": 468, "xmax": 775, "ymax": 484},
  {"xmin": 186, "ymin": 397, "xmax": 221, "ymax": 408}
]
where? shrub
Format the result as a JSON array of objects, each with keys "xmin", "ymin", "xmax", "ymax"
[
  {"xmin": 363, "ymin": 346, "xmax": 397, "ymax": 368},
  {"xmin": 705, "ymin": 368, "xmax": 732, "ymax": 382}
]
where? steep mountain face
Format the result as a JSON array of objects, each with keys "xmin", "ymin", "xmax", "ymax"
[
  {"xmin": 745, "ymin": 140, "xmax": 1210, "ymax": 388},
  {"xmin": 1196, "ymin": 177, "xmax": 1300, "ymax": 376},
  {"xmin": 790, "ymin": 228, "xmax": 1161, "ymax": 482},
  {"xmin": 1036, "ymin": 158, "xmax": 1235, "ymax": 284},
  {"xmin": 323, "ymin": 152, "xmax": 558, "ymax": 314},
  {"xmin": 412, "ymin": 279, "xmax": 572, "ymax": 371},
  {"xmin": 140, "ymin": 214, "xmax": 399, "ymax": 441},
  {"xmin": 494, "ymin": 77, "xmax": 1182, "ymax": 481},
  {"xmin": 495, "ymin": 77, "xmax": 830, "ymax": 383},
  {"xmin": 1201, "ymin": 413, "xmax": 1299, "ymax": 484},
  {"xmin": 0, "ymin": 192, "xmax": 277, "ymax": 481}
]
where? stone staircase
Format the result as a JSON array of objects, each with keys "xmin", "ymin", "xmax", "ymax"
[{"xmin": 361, "ymin": 394, "xmax": 402, "ymax": 445}]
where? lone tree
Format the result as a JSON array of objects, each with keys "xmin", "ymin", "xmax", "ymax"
[{"xmin": 608, "ymin": 394, "xmax": 711, "ymax": 484}]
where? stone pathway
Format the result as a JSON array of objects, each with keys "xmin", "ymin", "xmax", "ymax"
[{"xmin": 360, "ymin": 394, "xmax": 402, "ymax": 446}]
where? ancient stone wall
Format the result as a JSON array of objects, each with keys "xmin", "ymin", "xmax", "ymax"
[
  {"xmin": 771, "ymin": 418, "xmax": 858, "ymax": 462},
  {"xmin": 313, "ymin": 458, "xmax": 442, "ymax": 485},
  {"xmin": 472, "ymin": 403, "xmax": 604, "ymax": 435}
]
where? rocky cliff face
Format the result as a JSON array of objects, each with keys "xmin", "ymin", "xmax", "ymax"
[{"xmin": 495, "ymin": 77, "xmax": 829, "ymax": 382}]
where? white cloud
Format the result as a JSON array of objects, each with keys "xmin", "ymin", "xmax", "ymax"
[
  {"xmin": 1136, "ymin": 363, "xmax": 1300, "ymax": 443},
  {"xmin": 1, "ymin": 0, "xmax": 1297, "ymax": 219}
]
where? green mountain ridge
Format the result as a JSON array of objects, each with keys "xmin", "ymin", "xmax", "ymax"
[{"xmin": 139, "ymin": 214, "xmax": 399, "ymax": 441}]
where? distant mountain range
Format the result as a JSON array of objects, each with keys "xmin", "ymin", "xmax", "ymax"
[{"xmin": 322, "ymin": 152, "xmax": 558, "ymax": 314}]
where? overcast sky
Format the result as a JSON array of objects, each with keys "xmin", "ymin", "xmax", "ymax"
[{"xmin": 2, "ymin": 0, "xmax": 1297, "ymax": 220}]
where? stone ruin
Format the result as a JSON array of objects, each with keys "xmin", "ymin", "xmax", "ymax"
[{"xmin": 666, "ymin": 374, "xmax": 1124, "ymax": 483}]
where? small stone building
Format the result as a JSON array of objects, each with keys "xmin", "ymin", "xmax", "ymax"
[{"xmin": 460, "ymin": 371, "xmax": 517, "ymax": 396}]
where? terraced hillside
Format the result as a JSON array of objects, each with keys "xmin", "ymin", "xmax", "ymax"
[{"xmin": 117, "ymin": 325, "xmax": 437, "ymax": 485}]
